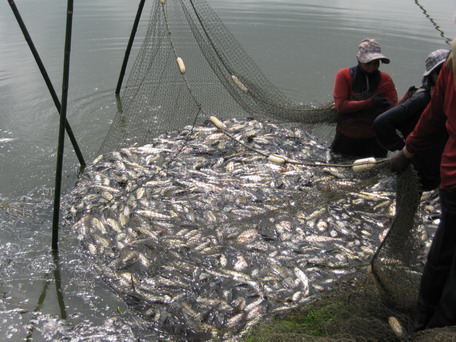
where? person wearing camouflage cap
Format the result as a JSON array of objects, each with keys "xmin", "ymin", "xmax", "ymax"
[
  {"xmin": 374, "ymin": 48, "xmax": 450, "ymax": 191},
  {"xmin": 391, "ymin": 38, "xmax": 456, "ymax": 331},
  {"xmin": 331, "ymin": 38, "xmax": 398, "ymax": 158}
]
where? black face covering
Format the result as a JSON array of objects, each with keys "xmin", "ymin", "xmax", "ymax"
[{"xmin": 349, "ymin": 63, "xmax": 381, "ymax": 100}]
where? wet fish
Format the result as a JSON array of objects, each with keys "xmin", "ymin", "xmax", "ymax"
[{"xmin": 62, "ymin": 118, "xmax": 430, "ymax": 341}]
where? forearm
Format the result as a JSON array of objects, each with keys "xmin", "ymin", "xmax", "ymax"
[
  {"xmin": 334, "ymin": 97, "xmax": 372, "ymax": 113},
  {"xmin": 406, "ymin": 97, "xmax": 446, "ymax": 154}
]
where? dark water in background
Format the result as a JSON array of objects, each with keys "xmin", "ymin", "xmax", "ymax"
[{"xmin": 0, "ymin": 0, "xmax": 454, "ymax": 340}]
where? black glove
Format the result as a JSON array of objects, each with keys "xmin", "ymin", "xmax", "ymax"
[
  {"xmin": 406, "ymin": 86, "xmax": 418, "ymax": 97},
  {"xmin": 371, "ymin": 93, "xmax": 391, "ymax": 108},
  {"xmin": 390, "ymin": 150, "xmax": 412, "ymax": 174}
]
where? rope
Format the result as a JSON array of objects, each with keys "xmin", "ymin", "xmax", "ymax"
[
  {"xmin": 414, "ymin": 0, "xmax": 452, "ymax": 45},
  {"xmin": 209, "ymin": 115, "xmax": 390, "ymax": 169}
]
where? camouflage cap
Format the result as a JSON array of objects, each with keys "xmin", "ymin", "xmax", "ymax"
[
  {"xmin": 423, "ymin": 49, "xmax": 449, "ymax": 76},
  {"xmin": 356, "ymin": 38, "xmax": 390, "ymax": 64}
]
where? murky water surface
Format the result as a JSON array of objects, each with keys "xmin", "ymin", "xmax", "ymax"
[{"xmin": 0, "ymin": 0, "xmax": 454, "ymax": 340}]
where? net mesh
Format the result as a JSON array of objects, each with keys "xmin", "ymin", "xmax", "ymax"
[
  {"xmin": 369, "ymin": 165, "xmax": 423, "ymax": 311},
  {"xmin": 99, "ymin": 0, "xmax": 336, "ymax": 155},
  {"xmin": 89, "ymin": 0, "xmax": 452, "ymax": 339}
]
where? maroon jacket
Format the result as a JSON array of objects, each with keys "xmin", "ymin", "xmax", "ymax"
[
  {"xmin": 406, "ymin": 62, "xmax": 456, "ymax": 190},
  {"xmin": 333, "ymin": 67, "xmax": 397, "ymax": 138}
]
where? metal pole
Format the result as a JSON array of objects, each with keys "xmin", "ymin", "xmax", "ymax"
[
  {"xmin": 52, "ymin": 0, "xmax": 74, "ymax": 251},
  {"xmin": 115, "ymin": 0, "xmax": 146, "ymax": 95},
  {"xmin": 7, "ymin": 0, "xmax": 86, "ymax": 167}
]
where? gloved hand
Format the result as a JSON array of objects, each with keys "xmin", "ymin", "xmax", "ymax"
[
  {"xmin": 398, "ymin": 86, "xmax": 418, "ymax": 104},
  {"xmin": 406, "ymin": 86, "xmax": 418, "ymax": 97},
  {"xmin": 390, "ymin": 150, "xmax": 412, "ymax": 174},
  {"xmin": 371, "ymin": 93, "xmax": 391, "ymax": 108}
]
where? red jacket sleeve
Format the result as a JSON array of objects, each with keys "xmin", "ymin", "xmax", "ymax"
[
  {"xmin": 379, "ymin": 73, "xmax": 398, "ymax": 107},
  {"xmin": 405, "ymin": 63, "xmax": 456, "ymax": 189},
  {"xmin": 406, "ymin": 66, "xmax": 448, "ymax": 153},
  {"xmin": 333, "ymin": 68, "xmax": 397, "ymax": 113}
]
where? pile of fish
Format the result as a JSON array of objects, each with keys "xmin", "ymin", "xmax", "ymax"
[{"xmin": 63, "ymin": 118, "xmax": 435, "ymax": 341}]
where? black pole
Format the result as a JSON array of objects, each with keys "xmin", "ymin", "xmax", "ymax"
[
  {"xmin": 52, "ymin": 0, "xmax": 74, "ymax": 251},
  {"xmin": 25, "ymin": 273, "xmax": 50, "ymax": 340},
  {"xmin": 115, "ymin": 0, "xmax": 146, "ymax": 95},
  {"xmin": 7, "ymin": 0, "xmax": 86, "ymax": 168},
  {"xmin": 24, "ymin": 251, "xmax": 67, "ymax": 340},
  {"xmin": 52, "ymin": 251, "xmax": 68, "ymax": 319}
]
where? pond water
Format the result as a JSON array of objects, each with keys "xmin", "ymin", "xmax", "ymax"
[{"xmin": 0, "ymin": 0, "xmax": 454, "ymax": 340}]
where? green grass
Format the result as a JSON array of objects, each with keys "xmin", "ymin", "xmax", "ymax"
[{"xmin": 244, "ymin": 301, "xmax": 348, "ymax": 341}]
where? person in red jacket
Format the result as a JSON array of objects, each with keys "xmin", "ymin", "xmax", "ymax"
[
  {"xmin": 332, "ymin": 38, "xmax": 398, "ymax": 158},
  {"xmin": 391, "ymin": 39, "xmax": 456, "ymax": 331}
]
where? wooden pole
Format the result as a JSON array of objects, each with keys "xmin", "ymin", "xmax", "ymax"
[
  {"xmin": 7, "ymin": 0, "xmax": 86, "ymax": 168},
  {"xmin": 52, "ymin": 0, "xmax": 74, "ymax": 251},
  {"xmin": 115, "ymin": 0, "xmax": 146, "ymax": 95}
]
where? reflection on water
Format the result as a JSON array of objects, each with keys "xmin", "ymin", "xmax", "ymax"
[
  {"xmin": 0, "ymin": 189, "xmax": 153, "ymax": 340},
  {"xmin": 0, "ymin": 0, "xmax": 455, "ymax": 340}
]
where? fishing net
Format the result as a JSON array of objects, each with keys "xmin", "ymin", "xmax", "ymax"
[
  {"xmin": 88, "ymin": 0, "xmax": 453, "ymax": 340},
  {"xmin": 369, "ymin": 165, "xmax": 423, "ymax": 312},
  {"xmin": 98, "ymin": 0, "xmax": 336, "ymax": 156},
  {"xmin": 69, "ymin": 118, "xmax": 399, "ymax": 340}
]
